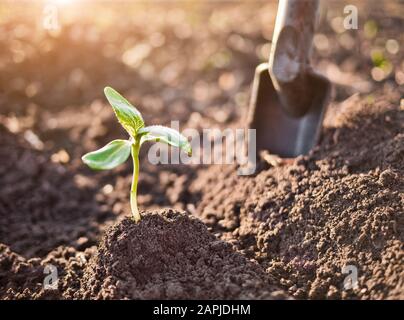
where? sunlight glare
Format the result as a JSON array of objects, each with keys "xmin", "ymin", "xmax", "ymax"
[{"xmin": 51, "ymin": 0, "xmax": 76, "ymax": 5}]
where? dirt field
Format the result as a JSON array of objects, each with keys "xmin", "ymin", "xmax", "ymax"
[{"xmin": 0, "ymin": 1, "xmax": 403, "ymax": 299}]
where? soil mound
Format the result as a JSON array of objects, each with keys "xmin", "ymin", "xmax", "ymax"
[
  {"xmin": 78, "ymin": 209, "xmax": 287, "ymax": 299},
  {"xmin": 195, "ymin": 98, "xmax": 404, "ymax": 299}
]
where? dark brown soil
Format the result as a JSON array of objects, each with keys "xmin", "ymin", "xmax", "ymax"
[
  {"xmin": 195, "ymin": 97, "xmax": 404, "ymax": 300},
  {"xmin": 0, "ymin": 124, "xmax": 113, "ymax": 259},
  {"xmin": 77, "ymin": 209, "xmax": 287, "ymax": 299},
  {"xmin": 3, "ymin": 96, "xmax": 401, "ymax": 300},
  {"xmin": 0, "ymin": 243, "xmax": 93, "ymax": 299}
]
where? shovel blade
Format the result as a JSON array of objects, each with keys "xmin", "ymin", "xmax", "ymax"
[{"xmin": 247, "ymin": 63, "xmax": 331, "ymax": 158}]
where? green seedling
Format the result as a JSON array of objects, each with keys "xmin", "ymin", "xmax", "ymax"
[{"xmin": 82, "ymin": 87, "xmax": 192, "ymax": 222}]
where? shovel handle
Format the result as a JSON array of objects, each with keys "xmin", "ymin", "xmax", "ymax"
[{"xmin": 269, "ymin": 0, "xmax": 320, "ymax": 117}]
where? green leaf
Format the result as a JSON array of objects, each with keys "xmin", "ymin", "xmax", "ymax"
[
  {"xmin": 139, "ymin": 125, "xmax": 192, "ymax": 156},
  {"xmin": 82, "ymin": 139, "xmax": 132, "ymax": 170},
  {"xmin": 104, "ymin": 87, "xmax": 144, "ymax": 137}
]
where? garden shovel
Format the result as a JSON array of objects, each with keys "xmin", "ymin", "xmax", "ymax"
[{"xmin": 247, "ymin": 0, "xmax": 331, "ymax": 158}]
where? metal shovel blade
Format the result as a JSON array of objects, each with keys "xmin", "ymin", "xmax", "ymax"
[{"xmin": 247, "ymin": 63, "xmax": 331, "ymax": 158}]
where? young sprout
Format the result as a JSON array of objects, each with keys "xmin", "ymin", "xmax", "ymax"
[{"xmin": 82, "ymin": 87, "xmax": 192, "ymax": 222}]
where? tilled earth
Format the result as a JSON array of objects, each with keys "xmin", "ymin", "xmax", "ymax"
[
  {"xmin": 0, "ymin": 1, "xmax": 403, "ymax": 299},
  {"xmin": 195, "ymin": 97, "xmax": 404, "ymax": 300}
]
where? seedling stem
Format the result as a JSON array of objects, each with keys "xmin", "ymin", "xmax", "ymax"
[{"xmin": 130, "ymin": 140, "xmax": 140, "ymax": 222}]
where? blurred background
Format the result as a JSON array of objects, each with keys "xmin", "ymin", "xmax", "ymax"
[
  {"xmin": 1, "ymin": 1, "xmax": 403, "ymax": 128},
  {"xmin": 1, "ymin": 1, "xmax": 403, "ymax": 136}
]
